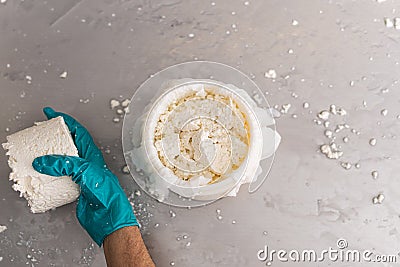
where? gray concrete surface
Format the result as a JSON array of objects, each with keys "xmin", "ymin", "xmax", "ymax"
[{"xmin": 1, "ymin": 0, "xmax": 400, "ymax": 266}]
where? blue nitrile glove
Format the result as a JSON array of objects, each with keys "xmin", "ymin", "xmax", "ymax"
[{"xmin": 32, "ymin": 107, "xmax": 138, "ymax": 246}]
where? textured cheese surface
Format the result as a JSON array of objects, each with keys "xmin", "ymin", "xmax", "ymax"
[
  {"xmin": 2, "ymin": 116, "xmax": 80, "ymax": 213},
  {"xmin": 154, "ymin": 89, "xmax": 249, "ymax": 183}
]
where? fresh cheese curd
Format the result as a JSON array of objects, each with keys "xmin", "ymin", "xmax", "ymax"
[
  {"xmin": 129, "ymin": 79, "xmax": 280, "ymax": 201},
  {"xmin": 153, "ymin": 88, "xmax": 249, "ymax": 184}
]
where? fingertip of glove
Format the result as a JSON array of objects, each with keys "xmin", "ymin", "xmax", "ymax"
[
  {"xmin": 43, "ymin": 107, "xmax": 56, "ymax": 119},
  {"xmin": 32, "ymin": 156, "xmax": 44, "ymax": 171}
]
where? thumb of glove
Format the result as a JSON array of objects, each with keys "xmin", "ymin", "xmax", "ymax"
[{"xmin": 32, "ymin": 155, "xmax": 89, "ymax": 184}]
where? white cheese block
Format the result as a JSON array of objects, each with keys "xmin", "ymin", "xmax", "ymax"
[{"xmin": 2, "ymin": 116, "xmax": 80, "ymax": 213}]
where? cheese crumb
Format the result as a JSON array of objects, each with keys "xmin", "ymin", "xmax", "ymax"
[
  {"xmin": 110, "ymin": 99, "xmax": 120, "ymax": 109},
  {"xmin": 59, "ymin": 71, "xmax": 68, "ymax": 79},
  {"xmin": 264, "ymin": 69, "xmax": 277, "ymax": 79}
]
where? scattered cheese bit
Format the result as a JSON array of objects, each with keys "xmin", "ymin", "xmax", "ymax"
[
  {"xmin": 371, "ymin": 170, "xmax": 379, "ymax": 179},
  {"xmin": 320, "ymin": 143, "xmax": 343, "ymax": 159},
  {"xmin": 394, "ymin": 17, "xmax": 400, "ymax": 29},
  {"xmin": 0, "ymin": 225, "xmax": 6, "ymax": 233},
  {"xmin": 59, "ymin": 71, "xmax": 68, "ymax": 79},
  {"xmin": 110, "ymin": 99, "xmax": 120, "ymax": 109},
  {"xmin": 384, "ymin": 17, "xmax": 393, "ymax": 28},
  {"xmin": 264, "ymin": 69, "xmax": 277, "ymax": 79},
  {"xmin": 369, "ymin": 138, "xmax": 377, "ymax": 146},
  {"xmin": 340, "ymin": 162, "xmax": 352, "ymax": 170},
  {"xmin": 372, "ymin": 193, "xmax": 385, "ymax": 204},
  {"xmin": 318, "ymin": 110, "xmax": 330, "ymax": 120},
  {"xmin": 121, "ymin": 99, "xmax": 131, "ymax": 107},
  {"xmin": 281, "ymin": 104, "xmax": 291, "ymax": 114}
]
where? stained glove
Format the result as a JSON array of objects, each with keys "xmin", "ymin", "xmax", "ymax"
[{"xmin": 32, "ymin": 107, "xmax": 138, "ymax": 246}]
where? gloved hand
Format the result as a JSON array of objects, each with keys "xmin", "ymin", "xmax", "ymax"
[{"xmin": 32, "ymin": 107, "xmax": 138, "ymax": 246}]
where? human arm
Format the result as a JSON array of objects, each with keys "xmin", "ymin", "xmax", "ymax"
[{"xmin": 104, "ymin": 226, "xmax": 155, "ymax": 267}]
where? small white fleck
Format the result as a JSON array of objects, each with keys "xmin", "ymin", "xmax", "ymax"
[
  {"xmin": 355, "ymin": 163, "xmax": 361, "ymax": 169},
  {"xmin": 303, "ymin": 102, "xmax": 309, "ymax": 109},
  {"xmin": 394, "ymin": 17, "xmax": 400, "ymax": 29},
  {"xmin": 369, "ymin": 138, "xmax": 377, "ymax": 146},
  {"xmin": 324, "ymin": 130, "xmax": 333, "ymax": 138},
  {"xmin": 340, "ymin": 162, "xmax": 352, "ymax": 170},
  {"xmin": 337, "ymin": 108, "xmax": 347, "ymax": 116},
  {"xmin": 110, "ymin": 99, "xmax": 120, "ymax": 109},
  {"xmin": 59, "ymin": 71, "xmax": 68, "ymax": 79},
  {"xmin": 281, "ymin": 103, "xmax": 291, "ymax": 114},
  {"xmin": 169, "ymin": 210, "xmax": 176, "ymax": 218},
  {"xmin": 320, "ymin": 143, "xmax": 343, "ymax": 159},
  {"xmin": 323, "ymin": 121, "xmax": 330, "ymax": 128},
  {"xmin": 121, "ymin": 99, "xmax": 131, "ymax": 107},
  {"xmin": 373, "ymin": 193, "xmax": 385, "ymax": 204},
  {"xmin": 381, "ymin": 109, "xmax": 388, "ymax": 116},
  {"xmin": 343, "ymin": 136, "xmax": 349, "ymax": 143},
  {"xmin": 384, "ymin": 17, "xmax": 394, "ymax": 28},
  {"xmin": 318, "ymin": 110, "xmax": 330, "ymax": 120},
  {"xmin": 112, "ymin": 117, "xmax": 120, "ymax": 123},
  {"xmin": 349, "ymin": 80, "xmax": 355, "ymax": 87},
  {"xmin": 0, "ymin": 0, "xmax": 7, "ymax": 4},
  {"xmin": 264, "ymin": 69, "xmax": 277, "ymax": 79},
  {"xmin": 292, "ymin": 19, "xmax": 299, "ymax": 26},
  {"xmin": 122, "ymin": 165, "xmax": 130, "ymax": 174},
  {"xmin": 371, "ymin": 170, "xmax": 379, "ymax": 179},
  {"xmin": 288, "ymin": 48, "xmax": 294, "ymax": 54},
  {"xmin": 188, "ymin": 33, "xmax": 195, "ymax": 38},
  {"xmin": 244, "ymin": 1, "xmax": 250, "ymax": 6}
]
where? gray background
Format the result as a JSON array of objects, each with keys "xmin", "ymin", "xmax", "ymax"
[{"xmin": 1, "ymin": 0, "xmax": 400, "ymax": 266}]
